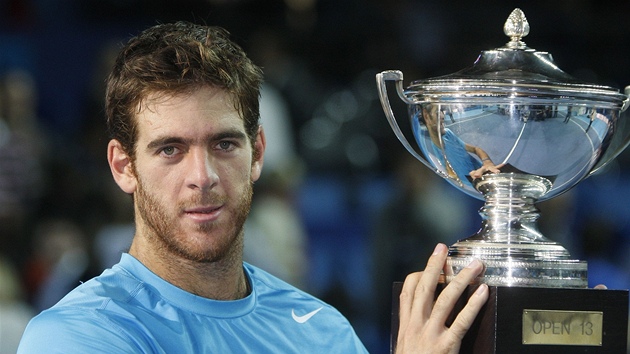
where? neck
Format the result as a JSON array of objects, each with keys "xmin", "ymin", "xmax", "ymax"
[{"xmin": 128, "ymin": 230, "xmax": 249, "ymax": 301}]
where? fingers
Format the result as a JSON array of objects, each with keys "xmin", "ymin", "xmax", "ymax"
[
  {"xmin": 413, "ymin": 244, "xmax": 449, "ymax": 319},
  {"xmin": 469, "ymin": 168, "xmax": 483, "ymax": 179},
  {"xmin": 430, "ymin": 258, "xmax": 485, "ymax": 326},
  {"xmin": 419, "ymin": 243, "xmax": 449, "ymax": 293},
  {"xmin": 396, "ymin": 244, "xmax": 490, "ymax": 354},
  {"xmin": 400, "ymin": 244, "xmax": 449, "ymax": 325},
  {"xmin": 448, "ymin": 283, "xmax": 489, "ymax": 340},
  {"xmin": 470, "ymin": 163, "xmax": 504, "ymax": 179},
  {"xmin": 398, "ymin": 271, "xmax": 421, "ymax": 335}
]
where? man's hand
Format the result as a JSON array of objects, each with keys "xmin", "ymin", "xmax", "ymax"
[
  {"xmin": 396, "ymin": 243, "xmax": 489, "ymax": 354},
  {"xmin": 470, "ymin": 163, "xmax": 503, "ymax": 180}
]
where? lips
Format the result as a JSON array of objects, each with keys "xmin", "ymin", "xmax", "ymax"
[{"xmin": 183, "ymin": 205, "xmax": 223, "ymax": 222}]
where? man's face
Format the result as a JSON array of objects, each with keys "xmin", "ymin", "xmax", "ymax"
[{"xmin": 120, "ymin": 86, "xmax": 264, "ymax": 263}]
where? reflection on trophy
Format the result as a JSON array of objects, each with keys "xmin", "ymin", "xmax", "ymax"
[
  {"xmin": 379, "ymin": 9, "xmax": 629, "ymax": 352},
  {"xmin": 377, "ymin": 8, "xmax": 630, "ymax": 288}
]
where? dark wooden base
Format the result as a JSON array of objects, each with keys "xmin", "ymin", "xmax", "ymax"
[{"xmin": 391, "ymin": 283, "xmax": 628, "ymax": 353}]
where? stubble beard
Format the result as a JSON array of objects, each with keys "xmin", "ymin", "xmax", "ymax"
[{"xmin": 134, "ymin": 178, "xmax": 253, "ymax": 264}]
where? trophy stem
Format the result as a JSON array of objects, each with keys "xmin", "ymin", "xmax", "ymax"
[{"xmin": 446, "ymin": 173, "xmax": 588, "ymax": 288}]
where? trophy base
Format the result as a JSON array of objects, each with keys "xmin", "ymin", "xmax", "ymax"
[
  {"xmin": 391, "ymin": 283, "xmax": 629, "ymax": 354},
  {"xmin": 447, "ymin": 237, "xmax": 588, "ymax": 288},
  {"xmin": 446, "ymin": 255, "xmax": 588, "ymax": 288}
]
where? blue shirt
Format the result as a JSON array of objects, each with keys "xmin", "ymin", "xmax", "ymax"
[
  {"xmin": 432, "ymin": 129, "xmax": 481, "ymax": 187},
  {"xmin": 18, "ymin": 254, "xmax": 367, "ymax": 353}
]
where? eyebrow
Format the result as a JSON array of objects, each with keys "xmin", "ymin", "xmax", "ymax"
[
  {"xmin": 213, "ymin": 129, "xmax": 248, "ymax": 142},
  {"xmin": 145, "ymin": 129, "xmax": 248, "ymax": 151},
  {"xmin": 146, "ymin": 137, "xmax": 189, "ymax": 151}
]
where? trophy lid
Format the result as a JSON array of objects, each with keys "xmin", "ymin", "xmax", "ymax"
[{"xmin": 405, "ymin": 8, "xmax": 627, "ymax": 108}]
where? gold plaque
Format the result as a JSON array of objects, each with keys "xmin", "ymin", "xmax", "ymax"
[{"xmin": 522, "ymin": 309, "xmax": 603, "ymax": 346}]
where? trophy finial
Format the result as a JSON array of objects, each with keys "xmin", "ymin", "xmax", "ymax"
[{"xmin": 504, "ymin": 8, "xmax": 529, "ymax": 49}]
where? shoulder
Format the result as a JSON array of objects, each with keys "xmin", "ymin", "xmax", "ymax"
[
  {"xmin": 51, "ymin": 262, "xmax": 143, "ymax": 309},
  {"xmin": 18, "ymin": 265, "xmax": 149, "ymax": 353},
  {"xmin": 18, "ymin": 305, "xmax": 141, "ymax": 353}
]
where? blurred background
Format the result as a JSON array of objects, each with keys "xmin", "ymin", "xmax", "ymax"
[{"xmin": 0, "ymin": 0, "xmax": 629, "ymax": 352}]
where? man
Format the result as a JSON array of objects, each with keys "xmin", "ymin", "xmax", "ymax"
[{"xmin": 18, "ymin": 22, "xmax": 487, "ymax": 353}]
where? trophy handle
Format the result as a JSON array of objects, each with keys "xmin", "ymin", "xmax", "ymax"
[
  {"xmin": 376, "ymin": 70, "xmax": 447, "ymax": 177},
  {"xmin": 589, "ymin": 85, "xmax": 630, "ymax": 175}
]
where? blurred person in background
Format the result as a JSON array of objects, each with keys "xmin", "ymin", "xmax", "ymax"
[
  {"xmin": 0, "ymin": 68, "xmax": 45, "ymax": 270},
  {"xmin": 0, "ymin": 69, "xmax": 46, "ymax": 353},
  {"xmin": 18, "ymin": 21, "xmax": 487, "ymax": 353},
  {"xmin": 22, "ymin": 219, "xmax": 91, "ymax": 312}
]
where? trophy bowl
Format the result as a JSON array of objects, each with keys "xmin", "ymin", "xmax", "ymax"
[{"xmin": 377, "ymin": 8, "xmax": 630, "ymax": 288}]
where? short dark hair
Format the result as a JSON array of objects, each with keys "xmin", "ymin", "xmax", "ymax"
[{"xmin": 105, "ymin": 21, "xmax": 264, "ymax": 159}]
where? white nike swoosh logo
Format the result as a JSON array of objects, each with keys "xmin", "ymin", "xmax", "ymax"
[{"xmin": 291, "ymin": 307, "xmax": 323, "ymax": 323}]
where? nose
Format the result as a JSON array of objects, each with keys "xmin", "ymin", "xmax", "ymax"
[{"xmin": 186, "ymin": 148, "xmax": 218, "ymax": 191}]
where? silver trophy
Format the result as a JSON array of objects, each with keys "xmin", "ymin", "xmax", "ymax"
[{"xmin": 377, "ymin": 8, "xmax": 630, "ymax": 288}]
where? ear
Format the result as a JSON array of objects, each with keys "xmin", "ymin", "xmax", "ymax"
[
  {"xmin": 251, "ymin": 125, "xmax": 266, "ymax": 182},
  {"xmin": 107, "ymin": 139, "xmax": 137, "ymax": 194}
]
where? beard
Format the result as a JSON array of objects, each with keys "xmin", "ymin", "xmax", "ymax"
[{"xmin": 134, "ymin": 177, "xmax": 253, "ymax": 264}]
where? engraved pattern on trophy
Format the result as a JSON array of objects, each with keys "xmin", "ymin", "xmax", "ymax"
[{"xmin": 376, "ymin": 8, "xmax": 630, "ymax": 288}]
